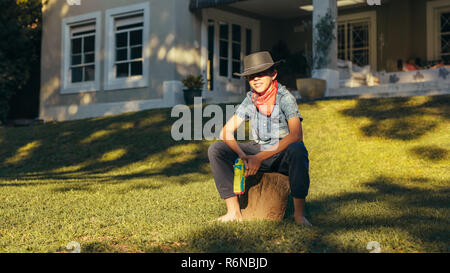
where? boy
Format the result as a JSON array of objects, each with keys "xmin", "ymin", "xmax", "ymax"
[{"xmin": 207, "ymin": 51, "xmax": 311, "ymax": 226}]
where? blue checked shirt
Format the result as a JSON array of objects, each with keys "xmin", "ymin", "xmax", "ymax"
[{"xmin": 235, "ymin": 83, "xmax": 303, "ymax": 150}]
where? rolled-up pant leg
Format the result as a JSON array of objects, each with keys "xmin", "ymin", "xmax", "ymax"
[{"xmin": 208, "ymin": 141, "xmax": 273, "ymax": 199}]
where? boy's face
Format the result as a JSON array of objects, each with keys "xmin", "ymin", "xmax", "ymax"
[{"xmin": 246, "ymin": 69, "xmax": 278, "ymax": 94}]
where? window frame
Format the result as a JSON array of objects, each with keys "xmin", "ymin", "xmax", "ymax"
[
  {"xmin": 61, "ymin": 12, "xmax": 101, "ymax": 94},
  {"xmin": 427, "ymin": 0, "xmax": 450, "ymax": 63},
  {"xmin": 338, "ymin": 11, "xmax": 377, "ymax": 70},
  {"xmin": 201, "ymin": 9, "xmax": 260, "ymax": 93},
  {"xmin": 104, "ymin": 3, "xmax": 150, "ymax": 91}
]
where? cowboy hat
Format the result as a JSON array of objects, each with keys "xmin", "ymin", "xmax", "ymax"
[{"xmin": 233, "ymin": 51, "xmax": 284, "ymax": 77}]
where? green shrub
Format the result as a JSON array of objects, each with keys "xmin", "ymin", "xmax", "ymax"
[
  {"xmin": 181, "ymin": 75, "xmax": 205, "ymax": 90},
  {"xmin": 0, "ymin": 0, "xmax": 43, "ymax": 124}
]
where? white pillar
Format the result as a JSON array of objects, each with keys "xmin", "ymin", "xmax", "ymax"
[{"xmin": 312, "ymin": 0, "xmax": 339, "ymax": 95}]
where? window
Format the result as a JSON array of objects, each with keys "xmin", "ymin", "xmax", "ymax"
[
  {"xmin": 202, "ymin": 9, "xmax": 259, "ymax": 94},
  {"xmin": 207, "ymin": 19, "xmax": 214, "ymax": 90},
  {"xmin": 70, "ymin": 23, "xmax": 96, "ymax": 83},
  {"xmin": 338, "ymin": 21, "xmax": 369, "ymax": 67},
  {"xmin": 426, "ymin": 0, "xmax": 450, "ymax": 63},
  {"xmin": 61, "ymin": 12, "xmax": 101, "ymax": 94},
  {"xmin": 440, "ymin": 11, "xmax": 450, "ymax": 64},
  {"xmin": 217, "ymin": 23, "xmax": 245, "ymax": 79},
  {"xmin": 338, "ymin": 11, "xmax": 377, "ymax": 70},
  {"xmin": 114, "ymin": 14, "xmax": 144, "ymax": 78},
  {"xmin": 214, "ymin": 21, "xmax": 253, "ymax": 79},
  {"xmin": 105, "ymin": 3, "xmax": 150, "ymax": 90},
  {"xmin": 219, "ymin": 22, "xmax": 229, "ymax": 77}
]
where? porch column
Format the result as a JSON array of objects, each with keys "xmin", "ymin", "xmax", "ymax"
[{"xmin": 312, "ymin": 0, "xmax": 338, "ymax": 94}]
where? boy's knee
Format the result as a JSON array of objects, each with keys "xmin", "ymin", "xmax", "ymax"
[
  {"xmin": 208, "ymin": 142, "xmax": 226, "ymax": 159},
  {"xmin": 286, "ymin": 142, "xmax": 308, "ymax": 158}
]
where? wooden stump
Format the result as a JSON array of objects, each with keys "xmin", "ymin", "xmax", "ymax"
[{"xmin": 238, "ymin": 173, "xmax": 291, "ymax": 221}]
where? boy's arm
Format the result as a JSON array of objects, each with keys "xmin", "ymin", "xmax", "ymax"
[
  {"xmin": 256, "ymin": 116, "xmax": 303, "ymax": 161},
  {"xmin": 219, "ymin": 114, "xmax": 247, "ymax": 158},
  {"xmin": 242, "ymin": 117, "xmax": 302, "ymax": 177}
]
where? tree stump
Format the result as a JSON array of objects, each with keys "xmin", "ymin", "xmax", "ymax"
[{"xmin": 238, "ymin": 173, "xmax": 291, "ymax": 221}]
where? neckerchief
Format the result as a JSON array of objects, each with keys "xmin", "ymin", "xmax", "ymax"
[{"xmin": 251, "ymin": 80, "xmax": 278, "ymax": 116}]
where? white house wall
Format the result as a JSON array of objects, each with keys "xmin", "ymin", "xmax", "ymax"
[{"xmin": 40, "ymin": 0, "xmax": 202, "ymax": 121}]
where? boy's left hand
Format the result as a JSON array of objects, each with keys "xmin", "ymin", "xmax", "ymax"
[{"xmin": 241, "ymin": 155, "xmax": 263, "ymax": 177}]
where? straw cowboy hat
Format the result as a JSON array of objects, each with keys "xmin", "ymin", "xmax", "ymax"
[{"xmin": 233, "ymin": 51, "xmax": 284, "ymax": 77}]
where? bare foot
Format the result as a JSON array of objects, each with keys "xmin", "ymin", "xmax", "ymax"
[
  {"xmin": 217, "ymin": 212, "xmax": 243, "ymax": 222},
  {"xmin": 294, "ymin": 215, "xmax": 312, "ymax": 227}
]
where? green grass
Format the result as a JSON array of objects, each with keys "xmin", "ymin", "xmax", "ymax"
[{"xmin": 0, "ymin": 95, "xmax": 449, "ymax": 253}]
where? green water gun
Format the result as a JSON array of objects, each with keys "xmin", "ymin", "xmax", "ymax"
[{"xmin": 233, "ymin": 158, "xmax": 246, "ymax": 195}]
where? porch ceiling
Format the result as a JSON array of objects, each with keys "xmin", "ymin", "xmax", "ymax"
[
  {"xmin": 194, "ymin": 0, "xmax": 376, "ymax": 20},
  {"xmin": 227, "ymin": 0, "xmax": 312, "ymax": 19}
]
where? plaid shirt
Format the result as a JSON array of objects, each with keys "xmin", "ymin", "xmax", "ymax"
[{"xmin": 235, "ymin": 83, "xmax": 303, "ymax": 149}]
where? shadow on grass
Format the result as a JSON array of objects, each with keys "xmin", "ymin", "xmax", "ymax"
[
  {"xmin": 409, "ymin": 145, "xmax": 448, "ymax": 162},
  {"xmin": 172, "ymin": 175, "xmax": 449, "ymax": 253},
  {"xmin": 340, "ymin": 95, "xmax": 450, "ymax": 141},
  {"xmin": 0, "ymin": 104, "xmax": 242, "ymax": 188}
]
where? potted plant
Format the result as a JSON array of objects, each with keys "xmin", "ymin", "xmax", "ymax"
[
  {"xmin": 181, "ymin": 74, "xmax": 204, "ymax": 105},
  {"xmin": 296, "ymin": 48, "xmax": 327, "ymax": 99},
  {"xmin": 296, "ymin": 12, "xmax": 335, "ymax": 99}
]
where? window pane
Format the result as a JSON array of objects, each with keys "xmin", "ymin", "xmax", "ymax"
[
  {"xmin": 116, "ymin": 49, "xmax": 128, "ymax": 61},
  {"xmin": 441, "ymin": 12, "xmax": 450, "ymax": 33},
  {"xmin": 246, "ymin": 28, "xmax": 252, "ymax": 55},
  {"xmin": 130, "ymin": 61, "xmax": 143, "ymax": 76},
  {"xmin": 130, "ymin": 30, "xmax": 143, "ymax": 46},
  {"xmin": 441, "ymin": 34, "xmax": 450, "ymax": 54},
  {"xmin": 220, "ymin": 59, "xmax": 228, "ymax": 77},
  {"xmin": 116, "ymin": 32, "xmax": 128, "ymax": 48},
  {"xmin": 72, "ymin": 29, "xmax": 95, "ymax": 37},
  {"xmin": 71, "ymin": 54, "xmax": 82, "ymax": 65},
  {"xmin": 232, "ymin": 61, "xmax": 240, "ymax": 78},
  {"xmin": 84, "ymin": 65, "xmax": 95, "ymax": 81},
  {"xmin": 220, "ymin": 41, "xmax": 228, "ymax": 58},
  {"xmin": 208, "ymin": 20, "xmax": 214, "ymax": 90},
  {"xmin": 71, "ymin": 67, "xmax": 83, "ymax": 83},
  {"xmin": 117, "ymin": 22, "xmax": 143, "ymax": 31},
  {"xmin": 219, "ymin": 22, "xmax": 228, "ymax": 40},
  {"xmin": 84, "ymin": 53, "xmax": 95, "ymax": 64},
  {"xmin": 232, "ymin": 24, "xmax": 241, "ymax": 42},
  {"xmin": 352, "ymin": 49, "xmax": 369, "ymax": 66},
  {"xmin": 352, "ymin": 23, "xmax": 368, "ymax": 48},
  {"xmin": 338, "ymin": 24, "xmax": 346, "ymax": 51},
  {"xmin": 130, "ymin": 46, "xmax": 142, "ymax": 59},
  {"xmin": 442, "ymin": 55, "xmax": 450, "ymax": 65},
  {"xmin": 71, "ymin": 38, "xmax": 82, "ymax": 54},
  {"xmin": 84, "ymin": 35, "xmax": 95, "ymax": 52},
  {"xmin": 116, "ymin": 63, "xmax": 129, "ymax": 78},
  {"xmin": 232, "ymin": 43, "xmax": 240, "ymax": 60}
]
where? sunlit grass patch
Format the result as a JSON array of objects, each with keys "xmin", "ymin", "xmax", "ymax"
[{"xmin": 0, "ymin": 95, "xmax": 448, "ymax": 253}]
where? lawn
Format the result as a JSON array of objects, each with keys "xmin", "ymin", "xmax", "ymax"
[{"xmin": 0, "ymin": 95, "xmax": 448, "ymax": 253}]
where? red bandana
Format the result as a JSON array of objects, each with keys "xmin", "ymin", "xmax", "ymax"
[{"xmin": 252, "ymin": 80, "xmax": 278, "ymax": 116}]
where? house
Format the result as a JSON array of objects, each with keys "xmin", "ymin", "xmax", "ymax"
[{"xmin": 39, "ymin": 0, "xmax": 450, "ymax": 121}]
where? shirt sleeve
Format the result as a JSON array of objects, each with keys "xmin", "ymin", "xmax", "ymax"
[
  {"xmin": 280, "ymin": 93, "xmax": 303, "ymax": 122},
  {"xmin": 235, "ymin": 95, "xmax": 252, "ymax": 121}
]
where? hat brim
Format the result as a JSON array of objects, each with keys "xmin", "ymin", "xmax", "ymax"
[{"xmin": 233, "ymin": 60, "xmax": 285, "ymax": 77}]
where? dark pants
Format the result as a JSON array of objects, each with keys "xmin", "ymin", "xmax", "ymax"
[{"xmin": 208, "ymin": 141, "xmax": 310, "ymax": 199}]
